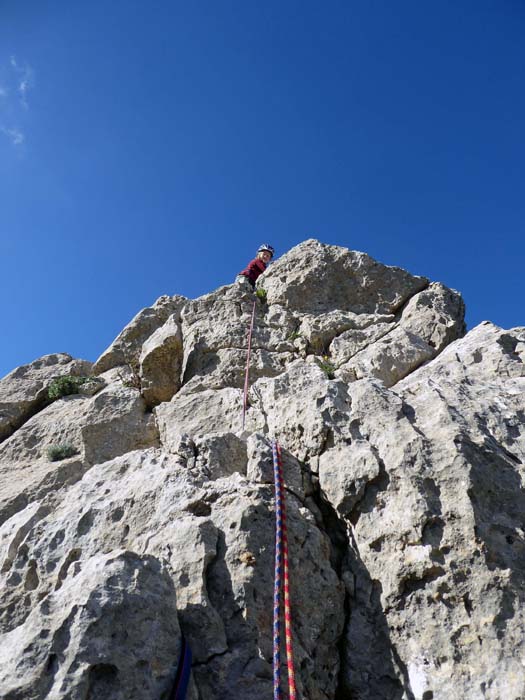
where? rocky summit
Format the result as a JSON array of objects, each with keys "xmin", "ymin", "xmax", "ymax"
[{"xmin": 0, "ymin": 239, "xmax": 524, "ymax": 700}]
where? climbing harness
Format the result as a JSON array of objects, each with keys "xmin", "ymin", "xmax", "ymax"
[
  {"xmin": 242, "ymin": 299, "xmax": 257, "ymax": 430},
  {"xmin": 170, "ymin": 635, "xmax": 192, "ymax": 700},
  {"xmin": 272, "ymin": 440, "xmax": 297, "ymax": 700}
]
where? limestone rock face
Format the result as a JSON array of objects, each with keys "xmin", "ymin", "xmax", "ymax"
[
  {"xmin": 334, "ymin": 281, "xmax": 465, "ymax": 387},
  {"xmin": 93, "ymin": 294, "xmax": 187, "ymax": 374},
  {"xmin": 262, "ymin": 239, "xmax": 428, "ymax": 314},
  {"xmin": 140, "ymin": 314, "xmax": 184, "ymax": 406},
  {"xmin": 0, "ymin": 549, "xmax": 184, "ymax": 700},
  {"xmin": 179, "ymin": 284, "xmax": 296, "ymax": 395},
  {"xmin": 3, "ymin": 239, "xmax": 524, "ymax": 700},
  {"xmin": 0, "ymin": 353, "xmax": 92, "ymax": 443},
  {"xmin": 0, "ymin": 383, "xmax": 158, "ymax": 527},
  {"xmin": 0, "ymin": 449, "xmax": 342, "ymax": 700},
  {"xmin": 331, "ymin": 322, "xmax": 525, "ymax": 700}
]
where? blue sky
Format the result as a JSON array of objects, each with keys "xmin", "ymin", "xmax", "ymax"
[{"xmin": 1, "ymin": 1, "xmax": 524, "ymax": 378}]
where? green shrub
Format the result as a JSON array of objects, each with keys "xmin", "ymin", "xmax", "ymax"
[
  {"xmin": 315, "ymin": 357, "xmax": 336, "ymax": 379},
  {"xmin": 255, "ymin": 288, "xmax": 267, "ymax": 302},
  {"xmin": 46, "ymin": 443, "xmax": 79, "ymax": 462},
  {"xmin": 48, "ymin": 375, "xmax": 88, "ymax": 401},
  {"xmin": 287, "ymin": 330, "xmax": 302, "ymax": 342}
]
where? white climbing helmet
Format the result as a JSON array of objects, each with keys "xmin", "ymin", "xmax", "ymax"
[{"xmin": 257, "ymin": 244, "xmax": 275, "ymax": 258}]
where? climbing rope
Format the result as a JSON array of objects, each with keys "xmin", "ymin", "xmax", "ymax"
[
  {"xmin": 272, "ymin": 440, "xmax": 297, "ymax": 700},
  {"xmin": 170, "ymin": 635, "xmax": 192, "ymax": 700},
  {"xmin": 242, "ymin": 300, "xmax": 257, "ymax": 430},
  {"xmin": 240, "ymin": 298, "xmax": 297, "ymax": 696}
]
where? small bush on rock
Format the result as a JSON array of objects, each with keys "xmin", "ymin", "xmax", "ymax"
[
  {"xmin": 255, "ymin": 288, "xmax": 267, "ymax": 302},
  {"xmin": 315, "ymin": 357, "xmax": 336, "ymax": 379},
  {"xmin": 46, "ymin": 443, "xmax": 79, "ymax": 462},
  {"xmin": 48, "ymin": 375, "xmax": 88, "ymax": 401},
  {"xmin": 287, "ymin": 331, "xmax": 302, "ymax": 341}
]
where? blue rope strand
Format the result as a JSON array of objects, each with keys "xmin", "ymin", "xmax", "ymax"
[{"xmin": 272, "ymin": 440, "xmax": 283, "ymax": 700}]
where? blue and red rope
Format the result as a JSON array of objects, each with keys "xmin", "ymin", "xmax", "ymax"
[
  {"xmin": 272, "ymin": 440, "xmax": 297, "ymax": 700},
  {"xmin": 241, "ymin": 301, "xmax": 297, "ymax": 697}
]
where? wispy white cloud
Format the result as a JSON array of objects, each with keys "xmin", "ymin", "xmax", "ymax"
[
  {"xmin": 0, "ymin": 126, "xmax": 24, "ymax": 146},
  {"xmin": 9, "ymin": 55, "xmax": 34, "ymax": 109},
  {"xmin": 0, "ymin": 55, "xmax": 34, "ymax": 148}
]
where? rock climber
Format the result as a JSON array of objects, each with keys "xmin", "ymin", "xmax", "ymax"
[{"xmin": 235, "ymin": 244, "xmax": 275, "ymax": 289}]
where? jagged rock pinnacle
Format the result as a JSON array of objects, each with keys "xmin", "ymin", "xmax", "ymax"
[{"xmin": 0, "ymin": 240, "xmax": 523, "ymax": 699}]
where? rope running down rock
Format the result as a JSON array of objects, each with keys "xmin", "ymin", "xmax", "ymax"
[
  {"xmin": 272, "ymin": 439, "xmax": 297, "ymax": 700},
  {"xmin": 242, "ymin": 300, "xmax": 257, "ymax": 430}
]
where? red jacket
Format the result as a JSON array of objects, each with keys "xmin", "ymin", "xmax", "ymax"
[{"xmin": 239, "ymin": 257, "xmax": 266, "ymax": 287}]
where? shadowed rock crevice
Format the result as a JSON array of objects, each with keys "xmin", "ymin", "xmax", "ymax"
[
  {"xmin": 191, "ymin": 525, "xmax": 271, "ymax": 699},
  {"xmin": 85, "ymin": 663, "xmax": 119, "ymax": 700},
  {"xmin": 463, "ymin": 436, "xmax": 525, "ymax": 583},
  {"xmin": 311, "ymin": 445, "xmax": 418, "ymax": 700},
  {"xmin": 308, "ymin": 466, "xmax": 353, "ymax": 698},
  {"xmin": 342, "ymin": 547, "xmax": 412, "ymax": 700},
  {"xmin": 0, "ymin": 392, "xmax": 50, "ymax": 445}
]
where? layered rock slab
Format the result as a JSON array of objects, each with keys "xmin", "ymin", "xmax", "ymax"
[
  {"xmin": 317, "ymin": 323, "xmax": 525, "ymax": 700},
  {"xmin": 93, "ymin": 294, "xmax": 187, "ymax": 374},
  {"xmin": 0, "ymin": 448, "xmax": 344, "ymax": 700},
  {"xmin": 0, "ymin": 383, "xmax": 158, "ymax": 527},
  {"xmin": 0, "ymin": 353, "xmax": 92, "ymax": 443},
  {"xmin": 334, "ymin": 282, "xmax": 465, "ymax": 386},
  {"xmin": 262, "ymin": 238, "xmax": 429, "ymax": 314}
]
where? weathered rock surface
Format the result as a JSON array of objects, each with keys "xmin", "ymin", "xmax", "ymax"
[
  {"xmin": 93, "ymin": 294, "xmax": 187, "ymax": 374},
  {"xmin": 262, "ymin": 238, "xmax": 428, "ymax": 314},
  {"xmin": 334, "ymin": 281, "xmax": 465, "ymax": 387},
  {"xmin": 2, "ymin": 239, "xmax": 524, "ymax": 700},
  {"xmin": 0, "ymin": 384, "xmax": 158, "ymax": 527},
  {"xmin": 179, "ymin": 284, "xmax": 296, "ymax": 395},
  {"xmin": 0, "ymin": 353, "xmax": 92, "ymax": 443},
  {"xmin": 0, "ymin": 549, "xmax": 185, "ymax": 700},
  {"xmin": 140, "ymin": 314, "xmax": 184, "ymax": 406},
  {"xmin": 0, "ymin": 448, "xmax": 343, "ymax": 699},
  {"xmin": 318, "ymin": 322, "xmax": 525, "ymax": 700}
]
